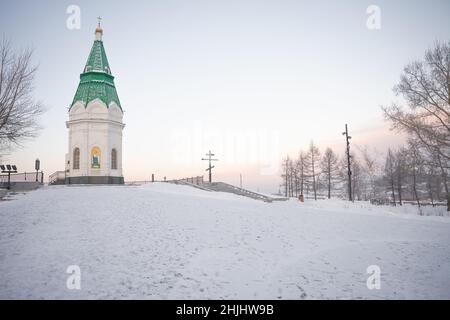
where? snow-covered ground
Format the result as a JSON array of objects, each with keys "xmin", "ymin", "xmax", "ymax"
[{"xmin": 1, "ymin": 183, "xmax": 449, "ymax": 299}]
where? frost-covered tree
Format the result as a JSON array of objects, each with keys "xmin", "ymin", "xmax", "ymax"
[
  {"xmin": 382, "ymin": 41, "xmax": 450, "ymax": 210},
  {"xmin": 359, "ymin": 146, "xmax": 380, "ymax": 200},
  {"xmin": 394, "ymin": 147, "xmax": 408, "ymax": 206},
  {"xmin": 295, "ymin": 151, "xmax": 308, "ymax": 197},
  {"xmin": 384, "ymin": 148, "xmax": 396, "ymax": 204},
  {"xmin": 281, "ymin": 155, "xmax": 291, "ymax": 197},
  {"xmin": 431, "ymin": 149, "xmax": 450, "ymax": 210},
  {"xmin": 0, "ymin": 38, "xmax": 44, "ymax": 151},
  {"xmin": 405, "ymin": 140, "xmax": 425, "ymax": 213},
  {"xmin": 307, "ymin": 141, "xmax": 321, "ymax": 200},
  {"xmin": 320, "ymin": 147, "xmax": 339, "ymax": 199}
]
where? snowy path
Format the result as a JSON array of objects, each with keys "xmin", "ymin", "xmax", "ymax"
[{"xmin": 0, "ymin": 183, "xmax": 449, "ymax": 299}]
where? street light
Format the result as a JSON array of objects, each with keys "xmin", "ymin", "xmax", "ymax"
[
  {"xmin": 1, "ymin": 164, "xmax": 18, "ymax": 190},
  {"xmin": 35, "ymin": 158, "xmax": 40, "ymax": 182}
]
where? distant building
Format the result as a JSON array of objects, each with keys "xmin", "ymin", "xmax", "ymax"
[{"xmin": 65, "ymin": 22, "xmax": 124, "ymax": 184}]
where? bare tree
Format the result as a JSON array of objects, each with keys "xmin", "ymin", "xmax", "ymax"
[
  {"xmin": 281, "ymin": 155, "xmax": 290, "ymax": 197},
  {"xmin": 434, "ymin": 150, "xmax": 450, "ymax": 211},
  {"xmin": 351, "ymin": 155, "xmax": 363, "ymax": 201},
  {"xmin": 288, "ymin": 158, "xmax": 295, "ymax": 197},
  {"xmin": 406, "ymin": 140, "xmax": 424, "ymax": 213},
  {"xmin": 0, "ymin": 38, "xmax": 44, "ymax": 151},
  {"xmin": 320, "ymin": 147, "xmax": 339, "ymax": 199},
  {"xmin": 394, "ymin": 147, "xmax": 408, "ymax": 206},
  {"xmin": 378, "ymin": 139, "xmax": 450, "ymax": 214},
  {"xmin": 358, "ymin": 145, "xmax": 380, "ymax": 200},
  {"xmin": 424, "ymin": 163, "xmax": 439, "ymax": 206},
  {"xmin": 296, "ymin": 151, "xmax": 308, "ymax": 197},
  {"xmin": 307, "ymin": 141, "xmax": 321, "ymax": 200},
  {"xmin": 382, "ymin": 41, "xmax": 450, "ymax": 210},
  {"xmin": 384, "ymin": 148, "xmax": 397, "ymax": 205},
  {"xmin": 293, "ymin": 164, "xmax": 299, "ymax": 197}
]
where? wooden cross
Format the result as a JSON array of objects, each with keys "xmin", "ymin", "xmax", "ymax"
[{"xmin": 202, "ymin": 150, "xmax": 218, "ymax": 183}]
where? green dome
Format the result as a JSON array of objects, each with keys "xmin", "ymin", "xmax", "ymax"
[{"xmin": 70, "ymin": 33, "xmax": 122, "ymax": 111}]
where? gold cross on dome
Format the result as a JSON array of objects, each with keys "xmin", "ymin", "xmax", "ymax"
[{"xmin": 97, "ymin": 16, "xmax": 102, "ymax": 27}]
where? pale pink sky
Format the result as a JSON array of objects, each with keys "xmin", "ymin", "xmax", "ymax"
[{"xmin": 1, "ymin": 0, "xmax": 448, "ymax": 193}]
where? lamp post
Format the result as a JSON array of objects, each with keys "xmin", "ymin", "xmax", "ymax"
[
  {"xmin": 35, "ymin": 158, "xmax": 40, "ymax": 182},
  {"xmin": 1, "ymin": 164, "xmax": 17, "ymax": 190}
]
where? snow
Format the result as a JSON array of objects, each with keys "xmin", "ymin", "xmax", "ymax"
[{"xmin": 1, "ymin": 182, "xmax": 449, "ymax": 299}]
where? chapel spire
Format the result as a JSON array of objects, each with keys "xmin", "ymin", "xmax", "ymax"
[
  {"xmin": 70, "ymin": 21, "xmax": 122, "ymax": 110},
  {"xmin": 66, "ymin": 18, "xmax": 125, "ymax": 185},
  {"xmin": 95, "ymin": 16, "xmax": 103, "ymax": 41}
]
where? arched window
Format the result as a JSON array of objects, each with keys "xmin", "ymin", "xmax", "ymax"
[
  {"xmin": 73, "ymin": 148, "xmax": 80, "ymax": 170},
  {"xmin": 111, "ymin": 148, "xmax": 117, "ymax": 170},
  {"xmin": 91, "ymin": 147, "xmax": 101, "ymax": 168}
]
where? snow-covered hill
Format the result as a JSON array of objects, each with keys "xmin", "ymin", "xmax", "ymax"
[{"xmin": 1, "ymin": 183, "xmax": 449, "ymax": 299}]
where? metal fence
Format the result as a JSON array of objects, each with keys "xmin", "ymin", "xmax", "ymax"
[
  {"xmin": 0, "ymin": 171, "xmax": 44, "ymax": 188},
  {"xmin": 168, "ymin": 176, "xmax": 204, "ymax": 185},
  {"xmin": 370, "ymin": 198, "xmax": 447, "ymax": 207}
]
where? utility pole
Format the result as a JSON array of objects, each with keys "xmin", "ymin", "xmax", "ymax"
[
  {"xmin": 342, "ymin": 124, "xmax": 353, "ymax": 201},
  {"xmin": 240, "ymin": 173, "xmax": 242, "ymax": 188},
  {"xmin": 202, "ymin": 150, "xmax": 218, "ymax": 183}
]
